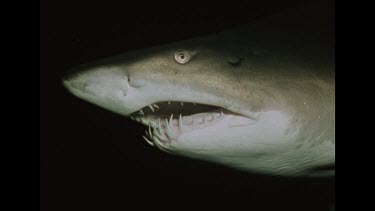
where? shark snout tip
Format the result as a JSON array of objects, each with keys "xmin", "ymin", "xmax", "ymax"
[{"xmin": 61, "ymin": 78, "xmax": 69, "ymax": 89}]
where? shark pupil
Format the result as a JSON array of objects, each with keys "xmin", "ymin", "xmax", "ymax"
[{"xmin": 174, "ymin": 50, "xmax": 190, "ymax": 64}]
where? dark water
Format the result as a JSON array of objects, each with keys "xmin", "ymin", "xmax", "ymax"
[{"xmin": 40, "ymin": 0, "xmax": 334, "ymax": 210}]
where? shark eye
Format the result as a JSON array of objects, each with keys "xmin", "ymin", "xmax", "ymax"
[{"xmin": 174, "ymin": 50, "xmax": 190, "ymax": 64}]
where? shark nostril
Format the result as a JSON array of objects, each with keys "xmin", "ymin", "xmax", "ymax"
[{"xmin": 122, "ymin": 76, "xmax": 129, "ymax": 96}]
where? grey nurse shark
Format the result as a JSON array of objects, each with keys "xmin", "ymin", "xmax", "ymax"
[{"xmin": 63, "ymin": 0, "xmax": 335, "ymax": 177}]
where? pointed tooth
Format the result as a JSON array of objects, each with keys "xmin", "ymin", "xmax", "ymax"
[
  {"xmin": 139, "ymin": 109, "xmax": 144, "ymax": 115},
  {"xmin": 165, "ymin": 118, "xmax": 176, "ymax": 138},
  {"xmin": 130, "ymin": 116, "xmax": 134, "ymax": 120},
  {"xmin": 153, "ymin": 136, "xmax": 163, "ymax": 148},
  {"xmin": 167, "ymin": 120, "xmax": 173, "ymax": 132},
  {"xmin": 153, "ymin": 130, "xmax": 166, "ymax": 142},
  {"xmin": 181, "ymin": 102, "xmax": 183, "ymax": 106},
  {"xmin": 153, "ymin": 104, "xmax": 159, "ymax": 109},
  {"xmin": 169, "ymin": 113, "xmax": 174, "ymax": 123},
  {"xmin": 142, "ymin": 136, "xmax": 155, "ymax": 146},
  {"xmin": 158, "ymin": 118, "xmax": 162, "ymax": 134},
  {"xmin": 149, "ymin": 105, "xmax": 155, "ymax": 112},
  {"xmin": 179, "ymin": 114, "xmax": 183, "ymax": 129},
  {"xmin": 220, "ymin": 109, "xmax": 224, "ymax": 116},
  {"xmin": 148, "ymin": 123, "xmax": 153, "ymax": 139},
  {"xmin": 168, "ymin": 101, "xmax": 171, "ymax": 104},
  {"xmin": 165, "ymin": 118, "xmax": 172, "ymax": 131},
  {"xmin": 152, "ymin": 135, "xmax": 166, "ymax": 149},
  {"xmin": 165, "ymin": 118, "xmax": 169, "ymax": 128}
]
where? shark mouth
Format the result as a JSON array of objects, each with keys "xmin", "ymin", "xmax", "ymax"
[{"xmin": 129, "ymin": 101, "xmax": 255, "ymax": 150}]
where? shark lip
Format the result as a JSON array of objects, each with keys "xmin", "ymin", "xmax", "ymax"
[{"xmin": 128, "ymin": 101, "xmax": 254, "ymax": 148}]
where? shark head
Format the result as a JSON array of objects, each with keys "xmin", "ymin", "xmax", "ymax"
[
  {"xmin": 63, "ymin": 37, "xmax": 297, "ymax": 168},
  {"xmin": 63, "ymin": 4, "xmax": 335, "ymax": 176}
]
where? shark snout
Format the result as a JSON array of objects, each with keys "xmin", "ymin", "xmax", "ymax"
[
  {"xmin": 62, "ymin": 64, "xmax": 92, "ymax": 92},
  {"xmin": 62, "ymin": 68, "xmax": 91, "ymax": 96},
  {"xmin": 61, "ymin": 63, "xmax": 136, "ymax": 116},
  {"xmin": 62, "ymin": 77, "xmax": 90, "ymax": 96}
]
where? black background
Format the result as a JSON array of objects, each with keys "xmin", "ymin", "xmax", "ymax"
[{"xmin": 40, "ymin": 0, "xmax": 334, "ymax": 210}]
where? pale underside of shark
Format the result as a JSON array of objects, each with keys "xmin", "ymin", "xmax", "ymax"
[{"xmin": 63, "ymin": 0, "xmax": 335, "ymax": 177}]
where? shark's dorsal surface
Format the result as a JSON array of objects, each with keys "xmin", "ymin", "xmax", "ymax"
[{"xmin": 63, "ymin": 0, "xmax": 335, "ymax": 177}]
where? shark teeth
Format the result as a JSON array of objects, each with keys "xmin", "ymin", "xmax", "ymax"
[
  {"xmin": 138, "ymin": 111, "xmax": 227, "ymax": 147},
  {"xmin": 158, "ymin": 118, "xmax": 162, "ymax": 135},
  {"xmin": 169, "ymin": 113, "xmax": 173, "ymax": 123},
  {"xmin": 165, "ymin": 118, "xmax": 177, "ymax": 138},
  {"xmin": 129, "ymin": 101, "xmax": 237, "ymax": 146},
  {"xmin": 179, "ymin": 114, "xmax": 183, "ymax": 130},
  {"xmin": 142, "ymin": 135, "xmax": 154, "ymax": 146},
  {"xmin": 149, "ymin": 105, "xmax": 155, "ymax": 112},
  {"xmin": 148, "ymin": 123, "xmax": 153, "ymax": 139},
  {"xmin": 132, "ymin": 101, "xmax": 220, "ymax": 116}
]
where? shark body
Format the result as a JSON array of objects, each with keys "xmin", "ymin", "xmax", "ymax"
[{"xmin": 63, "ymin": 1, "xmax": 335, "ymax": 177}]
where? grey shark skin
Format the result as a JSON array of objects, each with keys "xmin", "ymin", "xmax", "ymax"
[{"xmin": 63, "ymin": 1, "xmax": 334, "ymax": 177}]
